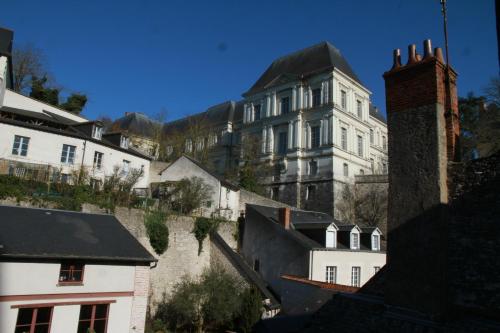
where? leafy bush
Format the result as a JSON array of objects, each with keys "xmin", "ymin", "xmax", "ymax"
[
  {"xmin": 156, "ymin": 264, "xmax": 262, "ymax": 333},
  {"xmin": 168, "ymin": 177, "xmax": 212, "ymax": 215},
  {"xmin": 145, "ymin": 211, "xmax": 169, "ymax": 255},
  {"xmin": 192, "ymin": 217, "xmax": 223, "ymax": 255}
]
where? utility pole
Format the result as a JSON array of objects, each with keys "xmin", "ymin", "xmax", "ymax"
[{"xmin": 440, "ymin": 0, "xmax": 450, "ymax": 67}]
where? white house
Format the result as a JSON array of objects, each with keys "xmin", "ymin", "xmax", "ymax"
[
  {"xmin": 0, "ymin": 27, "xmax": 151, "ymax": 189},
  {"xmin": 158, "ymin": 155, "xmax": 240, "ymax": 221},
  {"xmin": 0, "ymin": 205, "xmax": 156, "ymax": 333},
  {"xmin": 241, "ymin": 204, "xmax": 386, "ymax": 299}
]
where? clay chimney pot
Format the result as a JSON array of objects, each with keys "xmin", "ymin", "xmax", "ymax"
[
  {"xmin": 391, "ymin": 49, "xmax": 402, "ymax": 70},
  {"xmin": 423, "ymin": 39, "xmax": 433, "ymax": 59},
  {"xmin": 407, "ymin": 44, "xmax": 417, "ymax": 65}
]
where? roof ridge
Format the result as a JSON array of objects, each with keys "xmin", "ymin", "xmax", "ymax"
[{"xmin": 270, "ymin": 41, "xmax": 332, "ymax": 64}]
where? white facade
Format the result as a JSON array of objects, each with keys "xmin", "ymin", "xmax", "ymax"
[
  {"xmin": 0, "ymin": 261, "xmax": 150, "ymax": 333},
  {"xmin": 159, "ymin": 155, "xmax": 240, "ymax": 221},
  {"xmin": 309, "ymin": 249, "xmax": 386, "ymax": 286}
]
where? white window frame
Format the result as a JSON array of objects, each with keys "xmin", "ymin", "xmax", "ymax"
[
  {"xmin": 122, "ymin": 160, "xmax": 131, "ymax": 176},
  {"xmin": 341, "ymin": 90, "xmax": 347, "ymax": 109},
  {"xmin": 372, "ymin": 233, "xmax": 380, "ymax": 251},
  {"xmin": 382, "ymin": 135, "xmax": 387, "ymax": 150},
  {"xmin": 326, "ymin": 266, "xmax": 337, "ymax": 284},
  {"xmin": 326, "ymin": 227, "xmax": 336, "ymax": 248},
  {"xmin": 351, "ymin": 266, "xmax": 361, "ymax": 287},
  {"xmin": 309, "ymin": 160, "xmax": 318, "ymax": 175},
  {"xmin": 120, "ymin": 136, "xmax": 129, "ymax": 149},
  {"xmin": 12, "ymin": 135, "xmax": 30, "ymax": 157},
  {"xmin": 92, "ymin": 125, "xmax": 103, "ymax": 140},
  {"xmin": 341, "ymin": 127, "xmax": 347, "ymax": 150},
  {"xmin": 356, "ymin": 100, "xmax": 362, "ymax": 118},
  {"xmin": 370, "ymin": 129, "xmax": 374, "ymax": 144},
  {"xmin": 351, "ymin": 231, "xmax": 360, "ymax": 250},
  {"xmin": 60, "ymin": 144, "xmax": 76, "ymax": 164},
  {"xmin": 343, "ymin": 163, "xmax": 349, "ymax": 177},
  {"xmin": 357, "ymin": 135, "xmax": 363, "ymax": 157},
  {"xmin": 93, "ymin": 151, "xmax": 103, "ymax": 170}
]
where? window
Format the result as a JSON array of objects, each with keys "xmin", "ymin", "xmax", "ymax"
[
  {"xmin": 326, "ymin": 266, "xmax": 337, "ymax": 284},
  {"xmin": 372, "ymin": 234, "xmax": 380, "ymax": 251},
  {"xmin": 306, "ymin": 185, "xmax": 316, "ymax": 200},
  {"xmin": 77, "ymin": 304, "xmax": 109, "ymax": 333},
  {"xmin": 382, "ymin": 135, "xmax": 387, "ymax": 150},
  {"xmin": 351, "ymin": 232, "xmax": 360, "ymax": 249},
  {"xmin": 359, "ymin": 169, "xmax": 364, "ymax": 175},
  {"xmin": 60, "ymin": 144, "xmax": 76, "ymax": 164},
  {"xmin": 370, "ymin": 129, "xmax": 374, "ymax": 144},
  {"xmin": 309, "ymin": 160, "xmax": 318, "ymax": 175},
  {"xmin": 59, "ymin": 262, "xmax": 84, "ymax": 283},
  {"xmin": 351, "ymin": 266, "xmax": 361, "ymax": 287},
  {"xmin": 205, "ymin": 200, "xmax": 212, "ymax": 208},
  {"xmin": 254, "ymin": 104, "xmax": 261, "ymax": 121},
  {"xmin": 15, "ymin": 307, "xmax": 53, "ymax": 333},
  {"xmin": 343, "ymin": 163, "xmax": 349, "ymax": 177},
  {"xmin": 326, "ymin": 229, "xmax": 336, "ymax": 248},
  {"xmin": 271, "ymin": 187, "xmax": 279, "ymax": 200},
  {"xmin": 61, "ymin": 173, "xmax": 72, "ymax": 184},
  {"xmin": 357, "ymin": 100, "xmax": 362, "ymax": 118},
  {"xmin": 120, "ymin": 136, "xmax": 129, "ymax": 149},
  {"xmin": 12, "ymin": 135, "xmax": 30, "ymax": 156},
  {"xmin": 312, "ymin": 88, "xmax": 321, "ymax": 107},
  {"xmin": 92, "ymin": 125, "xmax": 103, "ymax": 140},
  {"xmin": 374, "ymin": 266, "xmax": 381, "ymax": 274},
  {"xmin": 370, "ymin": 158, "xmax": 375, "ymax": 172},
  {"xmin": 382, "ymin": 162, "xmax": 388, "ymax": 174},
  {"xmin": 341, "ymin": 127, "xmax": 347, "ymax": 150},
  {"xmin": 311, "ymin": 126, "xmax": 320, "ymax": 148},
  {"xmin": 278, "ymin": 132, "xmax": 288, "ymax": 154},
  {"xmin": 341, "ymin": 90, "xmax": 347, "ymax": 109},
  {"xmin": 254, "ymin": 259, "xmax": 260, "ymax": 272},
  {"xmin": 357, "ymin": 135, "xmax": 363, "ymax": 157},
  {"xmin": 280, "ymin": 97, "xmax": 290, "ymax": 114},
  {"xmin": 122, "ymin": 160, "xmax": 130, "ymax": 176},
  {"xmin": 93, "ymin": 151, "xmax": 103, "ymax": 170},
  {"xmin": 185, "ymin": 139, "xmax": 193, "ymax": 153}
]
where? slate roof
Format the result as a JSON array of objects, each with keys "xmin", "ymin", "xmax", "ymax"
[
  {"xmin": 0, "ymin": 106, "xmax": 78, "ymax": 126},
  {"xmin": 369, "ymin": 103, "xmax": 386, "ymax": 123},
  {"xmin": 244, "ymin": 41, "xmax": 363, "ymax": 96},
  {"xmin": 112, "ymin": 112, "xmax": 160, "ymax": 138},
  {"xmin": 0, "ymin": 205, "xmax": 156, "ymax": 263}
]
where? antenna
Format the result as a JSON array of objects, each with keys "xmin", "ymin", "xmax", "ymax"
[{"xmin": 440, "ymin": 0, "xmax": 450, "ymax": 66}]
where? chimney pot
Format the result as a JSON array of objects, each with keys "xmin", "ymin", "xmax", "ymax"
[
  {"xmin": 279, "ymin": 207, "xmax": 291, "ymax": 230},
  {"xmin": 391, "ymin": 49, "xmax": 402, "ymax": 70},
  {"xmin": 416, "ymin": 53, "xmax": 422, "ymax": 61},
  {"xmin": 434, "ymin": 47, "xmax": 445, "ymax": 63},
  {"xmin": 407, "ymin": 44, "xmax": 417, "ymax": 65},
  {"xmin": 423, "ymin": 39, "xmax": 433, "ymax": 59}
]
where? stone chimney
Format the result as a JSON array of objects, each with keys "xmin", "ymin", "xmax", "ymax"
[
  {"xmin": 383, "ymin": 40, "xmax": 458, "ymax": 316},
  {"xmin": 279, "ymin": 207, "xmax": 291, "ymax": 230}
]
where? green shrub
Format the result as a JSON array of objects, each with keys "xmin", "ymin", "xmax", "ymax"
[
  {"xmin": 145, "ymin": 211, "xmax": 169, "ymax": 255},
  {"xmin": 192, "ymin": 217, "xmax": 223, "ymax": 255}
]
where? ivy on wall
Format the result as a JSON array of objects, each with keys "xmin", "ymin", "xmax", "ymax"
[
  {"xmin": 145, "ymin": 210, "xmax": 169, "ymax": 255},
  {"xmin": 192, "ymin": 217, "xmax": 224, "ymax": 255}
]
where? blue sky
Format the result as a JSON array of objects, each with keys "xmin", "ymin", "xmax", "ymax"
[{"xmin": 2, "ymin": 0, "xmax": 497, "ymax": 121}]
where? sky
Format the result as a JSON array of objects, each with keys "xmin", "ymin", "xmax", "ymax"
[{"xmin": 2, "ymin": 0, "xmax": 498, "ymax": 122}]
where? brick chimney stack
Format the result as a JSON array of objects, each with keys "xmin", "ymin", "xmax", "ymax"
[
  {"xmin": 383, "ymin": 39, "xmax": 458, "ymax": 316},
  {"xmin": 279, "ymin": 207, "xmax": 291, "ymax": 230}
]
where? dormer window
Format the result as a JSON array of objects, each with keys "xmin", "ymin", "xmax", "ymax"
[
  {"xmin": 351, "ymin": 231, "xmax": 360, "ymax": 250},
  {"xmin": 92, "ymin": 125, "xmax": 103, "ymax": 140},
  {"xmin": 372, "ymin": 233, "xmax": 380, "ymax": 251},
  {"xmin": 326, "ymin": 227, "xmax": 337, "ymax": 248},
  {"xmin": 120, "ymin": 136, "xmax": 129, "ymax": 149},
  {"xmin": 59, "ymin": 262, "xmax": 84, "ymax": 284}
]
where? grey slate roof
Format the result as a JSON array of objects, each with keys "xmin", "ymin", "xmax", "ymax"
[
  {"xmin": 0, "ymin": 205, "xmax": 156, "ymax": 263},
  {"xmin": 369, "ymin": 103, "xmax": 387, "ymax": 123},
  {"xmin": 112, "ymin": 112, "xmax": 160, "ymax": 138},
  {"xmin": 244, "ymin": 41, "xmax": 363, "ymax": 96}
]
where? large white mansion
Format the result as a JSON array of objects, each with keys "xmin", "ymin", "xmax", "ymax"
[{"xmin": 162, "ymin": 42, "xmax": 388, "ymax": 216}]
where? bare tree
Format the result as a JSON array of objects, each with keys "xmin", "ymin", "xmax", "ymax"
[
  {"xmin": 12, "ymin": 43, "xmax": 45, "ymax": 93},
  {"xmin": 336, "ymin": 183, "xmax": 387, "ymax": 227}
]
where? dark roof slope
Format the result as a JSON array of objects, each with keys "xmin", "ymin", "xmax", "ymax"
[
  {"xmin": 0, "ymin": 206, "xmax": 156, "ymax": 263},
  {"xmin": 0, "ymin": 27, "xmax": 13, "ymax": 57},
  {"xmin": 369, "ymin": 104, "xmax": 386, "ymax": 123},
  {"xmin": 245, "ymin": 41, "xmax": 362, "ymax": 96},
  {"xmin": 112, "ymin": 112, "xmax": 160, "ymax": 138}
]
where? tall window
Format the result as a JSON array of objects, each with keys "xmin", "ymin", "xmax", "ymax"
[
  {"xmin": 312, "ymin": 88, "xmax": 321, "ymax": 107},
  {"xmin": 357, "ymin": 135, "xmax": 363, "ymax": 157},
  {"xmin": 254, "ymin": 104, "xmax": 261, "ymax": 121},
  {"xmin": 77, "ymin": 304, "xmax": 109, "ymax": 333},
  {"xmin": 93, "ymin": 151, "xmax": 103, "ymax": 170},
  {"xmin": 278, "ymin": 132, "xmax": 288, "ymax": 154},
  {"xmin": 59, "ymin": 262, "xmax": 84, "ymax": 283},
  {"xmin": 12, "ymin": 135, "xmax": 30, "ymax": 156},
  {"xmin": 382, "ymin": 162, "xmax": 388, "ymax": 174},
  {"xmin": 356, "ymin": 100, "xmax": 362, "ymax": 118},
  {"xmin": 326, "ymin": 229, "xmax": 336, "ymax": 248},
  {"xmin": 341, "ymin": 127, "xmax": 347, "ymax": 150},
  {"xmin": 311, "ymin": 126, "xmax": 320, "ymax": 148},
  {"xmin": 343, "ymin": 163, "xmax": 349, "ymax": 177},
  {"xmin": 306, "ymin": 185, "xmax": 316, "ymax": 200},
  {"xmin": 15, "ymin": 307, "xmax": 53, "ymax": 333},
  {"xmin": 351, "ymin": 232, "xmax": 360, "ymax": 249},
  {"xmin": 309, "ymin": 160, "xmax": 318, "ymax": 175},
  {"xmin": 122, "ymin": 160, "xmax": 130, "ymax": 175},
  {"xmin": 92, "ymin": 125, "xmax": 103, "ymax": 140},
  {"xmin": 326, "ymin": 266, "xmax": 337, "ymax": 283},
  {"xmin": 372, "ymin": 234, "xmax": 380, "ymax": 251},
  {"xmin": 341, "ymin": 90, "xmax": 347, "ymax": 109},
  {"xmin": 382, "ymin": 135, "xmax": 387, "ymax": 150},
  {"xmin": 120, "ymin": 136, "xmax": 129, "ymax": 149},
  {"xmin": 370, "ymin": 158, "xmax": 375, "ymax": 172},
  {"xmin": 60, "ymin": 144, "xmax": 76, "ymax": 164},
  {"xmin": 351, "ymin": 266, "xmax": 361, "ymax": 287},
  {"xmin": 281, "ymin": 97, "xmax": 290, "ymax": 114},
  {"xmin": 370, "ymin": 129, "xmax": 374, "ymax": 144},
  {"xmin": 271, "ymin": 187, "xmax": 279, "ymax": 200}
]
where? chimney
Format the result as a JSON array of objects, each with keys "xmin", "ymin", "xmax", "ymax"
[
  {"xmin": 383, "ymin": 39, "xmax": 458, "ymax": 316},
  {"xmin": 278, "ymin": 207, "xmax": 291, "ymax": 230}
]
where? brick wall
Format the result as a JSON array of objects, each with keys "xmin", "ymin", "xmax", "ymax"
[{"xmin": 130, "ymin": 265, "xmax": 150, "ymax": 333}]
